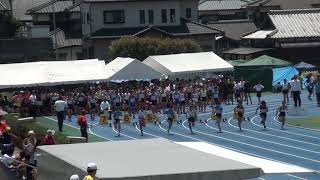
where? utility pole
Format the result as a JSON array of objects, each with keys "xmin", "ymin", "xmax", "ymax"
[{"xmin": 52, "ymin": 0, "xmax": 57, "ymax": 60}]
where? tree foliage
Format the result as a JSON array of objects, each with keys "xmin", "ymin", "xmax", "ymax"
[{"xmin": 108, "ymin": 37, "xmax": 202, "ymax": 61}]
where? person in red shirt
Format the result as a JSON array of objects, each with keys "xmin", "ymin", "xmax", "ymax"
[
  {"xmin": 78, "ymin": 109, "xmax": 88, "ymax": 142},
  {"xmin": 42, "ymin": 129, "xmax": 55, "ymax": 145}
]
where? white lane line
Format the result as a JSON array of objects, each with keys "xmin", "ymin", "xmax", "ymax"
[
  {"xmin": 45, "ymin": 117, "xmax": 112, "ymax": 141},
  {"xmin": 203, "ymin": 118, "xmax": 320, "ymax": 155},
  {"xmin": 227, "ymin": 116, "xmax": 320, "ymax": 147},
  {"xmin": 111, "ymin": 124, "xmax": 137, "ymax": 140},
  {"xmin": 286, "ymin": 174, "xmax": 308, "ymax": 180},
  {"xmin": 251, "ymin": 114, "xmax": 320, "ymax": 140},
  {"xmin": 157, "ymin": 120, "xmax": 314, "ymax": 173},
  {"xmin": 134, "ymin": 124, "xmax": 165, "ymax": 139},
  {"xmin": 258, "ymin": 178, "xmax": 266, "ymax": 180},
  {"xmin": 273, "ymin": 116, "xmax": 320, "ymax": 132},
  {"xmin": 180, "ymin": 120, "xmax": 320, "ymax": 164}
]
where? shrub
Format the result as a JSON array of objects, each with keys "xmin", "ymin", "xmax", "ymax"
[{"xmin": 108, "ymin": 37, "xmax": 202, "ymax": 61}]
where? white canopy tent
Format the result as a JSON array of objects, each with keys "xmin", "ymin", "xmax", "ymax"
[
  {"xmin": 143, "ymin": 52, "xmax": 233, "ymax": 79},
  {"xmin": 0, "ymin": 59, "xmax": 107, "ymax": 89},
  {"xmin": 105, "ymin": 57, "xmax": 163, "ymax": 82}
]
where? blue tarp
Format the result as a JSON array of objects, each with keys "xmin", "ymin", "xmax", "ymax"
[{"xmin": 272, "ymin": 66, "xmax": 299, "ymax": 86}]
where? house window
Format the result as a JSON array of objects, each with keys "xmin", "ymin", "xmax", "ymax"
[
  {"xmin": 161, "ymin": 9, "xmax": 167, "ymax": 23},
  {"xmin": 139, "ymin": 10, "xmax": 145, "ymax": 24},
  {"xmin": 103, "ymin": 10, "xmax": 125, "ymax": 24},
  {"xmin": 148, "ymin": 9, "xmax": 154, "ymax": 24},
  {"xmin": 86, "ymin": 13, "xmax": 90, "ymax": 24},
  {"xmin": 186, "ymin": 8, "xmax": 191, "ymax": 18},
  {"xmin": 170, "ymin": 9, "xmax": 176, "ymax": 23}
]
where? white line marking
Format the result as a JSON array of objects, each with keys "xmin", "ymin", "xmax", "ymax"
[
  {"xmin": 227, "ymin": 116, "xmax": 320, "ymax": 147},
  {"xmin": 112, "ymin": 124, "xmax": 137, "ymax": 140},
  {"xmin": 202, "ymin": 118, "xmax": 320, "ymax": 155},
  {"xmin": 258, "ymin": 178, "xmax": 266, "ymax": 180},
  {"xmin": 45, "ymin": 117, "xmax": 112, "ymax": 141},
  {"xmin": 286, "ymin": 174, "xmax": 308, "ymax": 180},
  {"xmin": 157, "ymin": 120, "xmax": 314, "ymax": 173},
  {"xmin": 181, "ymin": 120, "xmax": 320, "ymax": 164}
]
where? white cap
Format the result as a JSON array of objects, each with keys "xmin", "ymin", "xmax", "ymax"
[
  {"xmin": 47, "ymin": 129, "xmax": 55, "ymax": 135},
  {"xmin": 28, "ymin": 130, "xmax": 36, "ymax": 136},
  {"xmin": 87, "ymin": 162, "xmax": 98, "ymax": 171},
  {"xmin": 70, "ymin": 174, "xmax": 80, "ymax": 180}
]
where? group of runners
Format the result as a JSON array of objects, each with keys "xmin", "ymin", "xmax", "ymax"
[{"xmin": 1, "ymin": 73, "xmax": 320, "ymax": 138}]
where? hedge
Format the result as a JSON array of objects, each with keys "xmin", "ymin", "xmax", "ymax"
[
  {"xmin": 4, "ymin": 114, "xmax": 69, "ymax": 147},
  {"xmin": 108, "ymin": 37, "xmax": 202, "ymax": 61}
]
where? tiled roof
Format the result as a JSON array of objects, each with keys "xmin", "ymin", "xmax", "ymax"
[
  {"xmin": 222, "ymin": 47, "xmax": 271, "ymax": 55},
  {"xmin": 12, "ymin": 0, "xmax": 51, "ymax": 21},
  {"xmin": 90, "ymin": 20, "xmax": 222, "ymax": 39},
  {"xmin": 207, "ymin": 20, "xmax": 257, "ymax": 40},
  {"xmin": 84, "ymin": 0, "xmax": 168, "ymax": 2},
  {"xmin": 26, "ymin": 0, "xmax": 79, "ymax": 14},
  {"xmin": 0, "ymin": 0, "xmax": 11, "ymax": 11},
  {"xmin": 50, "ymin": 28, "xmax": 82, "ymax": 48},
  {"xmin": 199, "ymin": 0, "xmax": 247, "ymax": 11},
  {"xmin": 268, "ymin": 9, "xmax": 320, "ymax": 39},
  {"xmin": 246, "ymin": 0, "xmax": 320, "ymax": 9}
]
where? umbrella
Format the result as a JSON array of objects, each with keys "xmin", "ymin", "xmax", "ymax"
[{"xmin": 294, "ymin": 61, "xmax": 317, "ymax": 70}]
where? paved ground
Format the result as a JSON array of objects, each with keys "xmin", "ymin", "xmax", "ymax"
[{"xmin": 46, "ymin": 91, "xmax": 320, "ymax": 180}]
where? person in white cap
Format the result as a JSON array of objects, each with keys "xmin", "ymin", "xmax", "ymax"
[
  {"xmin": 70, "ymin": 174, "xmax": 80, "ymax": 180},
  {"xmin": 83, "ymin": 162, "xmax": 98, "ymax": 180}
]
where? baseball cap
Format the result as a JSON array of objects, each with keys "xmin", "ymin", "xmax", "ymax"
[
  {"xmin": 87, "ymin": 162, "xmax": 98, "ymax": 171},
  {"xmin": 28, "ymin": 130, "xmax": 36, "ymax": 136},
  {"xmin": 70, "ymin": 174, "xmax": 80, "ymax": 180}
]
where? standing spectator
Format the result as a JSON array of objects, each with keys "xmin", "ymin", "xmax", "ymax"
[
  {"xmin": 253, "ymin": 82, "xmax": 264, "ymax": 104},
  {"xmin": 282, "ymin": 79, "xmax": 291, "ymax": 105},
  {"xmin": 78, "ymin": 110, "xmax": 88, "ymax": 142},
  {"xmin": 244, "ymin": 80, "xmax": 252, "ymax": 105},
  {"xmin": 291, "ymin": 75, "xmax": 302, "ymax": 108},
  {"xmin": 0, "ymin": 127, "xmax": 14, "ymax": 156},
  {"xmin": 83, "ymin": 163, "xmax": 98, "ymax": 180},
  {"xmin": 315, "ymin": 76, "xmax": 320, "ymax": 106},
  {"xmin": 54, "ymin": 97, "xmax": 67, "ymax": 132},
  {"xmin": 42, "ymin": 129, "xmax": 55, "ymax": 145},
  {"xmin": 23, "ymin": 130, "xmax": 37, "ymax": 166},
  {"xmin": 29, "ymin": 91, "xmax": 38, "ymax": 120}
]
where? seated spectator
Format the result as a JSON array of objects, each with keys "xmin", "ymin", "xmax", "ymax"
[
  {"xmin": 9, "ymin": 151, "xmax": 26, "ymax": 178},
  {"xmin": 42, "ymin": 129, "xmax": 55, "ymax": 145},
  {"xmin": 0, "ymin": 127, "xmax": 14, "ymax": 156},
  {"xmin": 23, "ymin": 154, "xmax": 37, "ymax": 180}
]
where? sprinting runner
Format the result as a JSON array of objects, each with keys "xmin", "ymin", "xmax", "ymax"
[
  {"xmin": 113, "ymin": 107, "xmax": 122, "ymax": 137},
  {"xmin": 305, "ymin": 78, "xmax": 314, "ymax": 100},
  {"xmin": 282, "ymin": 79, "xmax": 290, "ymax": 105},
  {"xmin": 138, "ymin": 108, "xmax": 145, "ymax": 136},
  {"xmin": 253, "ymin": 82, "xmax": 264, "ymax": 104},
  {"xmin": 186, "ymin": 104, "xmax": 197, "ymax": 134},
  {"xmin": 88, "ymin": 93, "xmax": 97, "ymax": 121},
  {"xmin": 276, "ymin": 101, "xmax": 288, "ymax": 130},
  {"xmin": 200, "ymin": 87, "xmax": 207, "ymax": 112},
  {"xmin": 213, "ymin": 103, "xmax": 223, "ymax": 133},
  {"xmin": 256, "ymin": 100, "xmax": 268, "ymax": 129},
  {"xmin": 244, "ymin": 80, "xmax": 252, "ymax": 105},
  {"xmin": 66, "ymin": 93, "xmax": 75, "ymax": 121},
  {"xmin": 234, "ymin": 101, "xmax": 245, "ymax": 131},
  {"xmin": 165, "ymin": 104, "xmax": 174, "ymax": 134}
]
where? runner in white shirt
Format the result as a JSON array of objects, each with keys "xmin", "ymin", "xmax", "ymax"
[
  {"xmin": 291, "ymin": 75, "xmax": 302, "ymax": 107},
  {"xmin": 253, "ymin": 82, "xmax": 264, "ymax": 104}
]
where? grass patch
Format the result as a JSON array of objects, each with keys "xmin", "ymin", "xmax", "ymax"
[
  {"xmin": 3, "ymin": 114, "xmax": 106, "ymax": 145},
  {"xmin": 36, "ymin": 117, "xmax": 106, "ymax": 143},
  {"xmin": 287, "ymin": 116, "xmax": 320, "ymax": 130}
]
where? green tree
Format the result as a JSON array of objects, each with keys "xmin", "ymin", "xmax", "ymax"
[{"xmin": 108, "ymin": 37, "xmax": 202, "ymax": 61}]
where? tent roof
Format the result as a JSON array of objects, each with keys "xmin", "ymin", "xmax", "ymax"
[
  {"xmin": 143, "ymin": 52, "xmax": 233, "ymax": 74},
  {"xmin": 228, "ymin": 59, "xmax": 250, "ymax": 66},
  {"xmin": 294, "ymin": 61, "xmax": 317, "ymax": 69},
  {"xmin": 0, "ymin": 59, "xmax": 106, "ymax": 89},
  {"xmin": 272, "ymin": 66, "xmax": 299, "ymax": 86},
  {"xmin": 105, "ymin": 57, "xmax": 163, "ymax": 81},
  {"xmin": 238, "ymin": 55, "xmax": 292, "ymax": 67}
]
